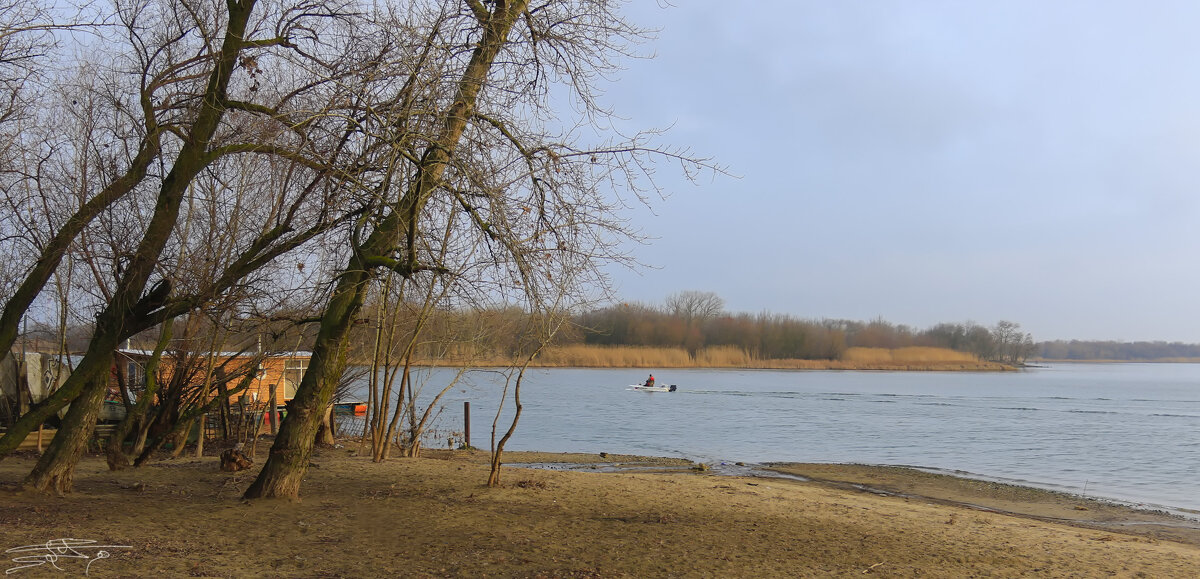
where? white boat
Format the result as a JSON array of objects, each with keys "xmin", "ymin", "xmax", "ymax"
[{"xmin": 628, "ymin": 384, "xmax": 677, "ymax": 392}]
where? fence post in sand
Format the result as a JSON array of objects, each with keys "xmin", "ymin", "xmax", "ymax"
[{"xmin": 463, "ymin": 401, "xmax": 470, "ymax": 449}]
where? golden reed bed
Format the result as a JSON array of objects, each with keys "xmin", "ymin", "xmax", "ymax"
[{"xmin": 411, "ymin": 345, "xmax": 1013, "ymax": 371}]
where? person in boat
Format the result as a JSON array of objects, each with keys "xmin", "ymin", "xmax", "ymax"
[{"xmin": 644, "ymin": 374, "xmax": 655, "ymax": 387}]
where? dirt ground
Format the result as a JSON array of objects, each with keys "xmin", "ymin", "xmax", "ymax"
[{"xmin": 1, "ymin": 445, "xmax": 1199, "ymax": 578}]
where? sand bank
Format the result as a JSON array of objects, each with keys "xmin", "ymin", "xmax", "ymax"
[{"xmin": 1, "ymin": 447, "xmax": 1198, "ymax": 577}]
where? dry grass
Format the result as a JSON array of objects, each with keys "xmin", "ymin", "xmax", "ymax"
[
  {"xmin": 535, "ymin": 344, "xmax": 694, "ymax": 367},
  {"xmin": 766, "ymin": 346, "xmax": 1006, "ymax": 371},
  {"xmin": 731, "ymin": 359, "xmax": 1011, "ymax": 371},
  {"xmin": 693, "ymin": 345, "xmax": 753, "ymax": 367},
  {"xmin": 361, "ymin": 345, "xmax": 1010, "ymax": 371},
  {"xmin": 842, "ymin": 346, "xmax": 979, "ymax": 364},
  {"xmin": 532, "ymin": 345, "xmax": 1009, "ymax": 371}
]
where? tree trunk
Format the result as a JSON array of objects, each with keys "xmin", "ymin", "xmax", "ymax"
[
  {"xmin": 133, "ymin": 408, "xmax": 194, "ymax": 466},
  {"xmin": 107, "ymin": 322, "xmax": 172, "ymax": 470},
  {"xmin": 488, "ymin": 383, "xmax": 523, "ymax": 488},
  {"xmin": 490, "ymin": 356, "xmax": 541, "ymax": 487},
  {"xmin": 315, "ymin": 403, "xmax": 335, "ymax": 446},
  {"xmin": 217, "ymin": 376, "xmax": 232, "ymax": 440},
  {"xmin": 131, "ymin": 415, "xmax": 152, "ymax": 458},
  {"xmin": 243, "ymin": 269, "xmax": 368, "ymax": 498},
  {"xmin": 105, "ymin": 418, "xmax": 135, "ymax": 471},
  {"xmin": 267, "ymin": 389, "xmax": 277, "ymax": 435},
  {"xmin": 381, "ymin": 367, "xmax": 408, "ymax": 460},
  {"xmin": 170, "ymin": 417, "xmax": 194, "ymax": 458},
  {"xmin": 24, "ymin": 376, "xmax": 106, "ymax": 494}
]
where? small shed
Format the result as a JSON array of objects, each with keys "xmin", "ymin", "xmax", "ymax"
[
  {"xmin": 0, "ymin": 351, "xmax": 71, "ymax": 424},
  {"xmin": 114, "ymin": 349, "xmax": 311, "ymax": 407}
]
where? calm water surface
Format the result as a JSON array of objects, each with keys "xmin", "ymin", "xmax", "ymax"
[{"xmin": 351, "ymin": 363, "xmax": 1200, "ymax": 512}]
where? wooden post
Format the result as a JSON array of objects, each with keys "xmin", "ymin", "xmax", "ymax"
[
  {"xmin": 238, "ymin": 395, "xmax": 249, "ymax": 441},
  {"xmin": 36, "ymin": 423, "xmax": 43, "ymax": 452},
  {"xmin": 195, "ymin": 413, "xmax": 206, "ymax": 458},
  {"xmin": 216, "ymin": 370, "xmax": 231, "ymax": 440},
  {"xmin": 268, "ymin": 388, "xmax": 277, "ymax": 435},
  {"xmin": 463, "ymin": 401, "xmax": 470, "ymax": 449}
]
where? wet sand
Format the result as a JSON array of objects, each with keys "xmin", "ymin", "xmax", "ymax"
[
  {"xmin": 765, "ymin": 463, "xmax": 1200, "ymax": 548},
  {"xmin": 1, "ymin": 447, "xmax": 1198, "ymax": 577}
]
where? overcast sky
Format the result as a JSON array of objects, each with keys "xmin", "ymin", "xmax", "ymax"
[{"xmin": 595, "ymin": 1, "xmax": 1200, "ymax": 343}]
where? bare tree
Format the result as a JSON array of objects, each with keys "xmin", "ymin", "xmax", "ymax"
[
  {"xmin": 15, "ymin": 0, "xmax": 270, "ymax": 492},
  {"xmin": 992, "ymin": 320, "xmax": 1034, "ymax": 366},
  {"xmin": 363, "ymin": 271, "xmax": 462, "ymax": 461},
  {"xmin": 665, "ymin": 290, "xmax": 725, "ymax": 322},
  {"xmin": 246, "ymin": 0, "xmax": 535, "ymax": 498},
  {"xmin": 245, "ymin": 0, "xmax": 714, "ymax": 499},
  {"xmin": 487, "ymin": 301, "xmax": 575, "ymax": 486},
  {"xmin": 0, "ymin": 0, "xmax": 384, "ymax": 491},
  {"xmin": 0, "ymin": 0, "xmax": 713, "ymax": 496}
]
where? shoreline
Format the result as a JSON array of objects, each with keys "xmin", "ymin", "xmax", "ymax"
[
  {"xmin": 499, "ymin": 452, "xmax": 1200, "ymax": 547},
  {"xmin": 760, "ymin": 462, "xmax": 1200, "ymax": 547},
  {"xmin": 3, "ymin": 447, "xmax": 1199, "ymax": 576}
]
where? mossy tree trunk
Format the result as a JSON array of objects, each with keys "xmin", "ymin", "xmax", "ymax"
[
  {"xmin": 23, "ymin": 373, "xmax": 107, "ymax": 494},
  {"xmin": 243, "ymin": 266, "xmax": 369, "ymax": 498},
  {"xmin": 244, "ymin": 0, "xmax": 531, "ymax": 499}
]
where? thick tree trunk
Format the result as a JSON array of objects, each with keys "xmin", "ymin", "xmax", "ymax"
[
  {"xmin": 243, "ymin": 270, "xmax": 367, "ymax": 498},
  {"xmin": 131, "ymin": 416, "xmax": 153, "ymax": 458},
  {"xmin": 24, "ymin": 377, "xmax": 107, "ymax": 493},
  {"xmin": 105, "ymin": 420, "xmax": 135, "ymax": 471}
]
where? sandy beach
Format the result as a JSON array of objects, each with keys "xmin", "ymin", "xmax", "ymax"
[{"xmin": 2, "ymin": 446, "xmax": 1198, "ymax": 577}]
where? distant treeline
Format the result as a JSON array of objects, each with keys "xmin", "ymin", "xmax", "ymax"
[
  {"xmin": 88, "ymin": 290, "xmax": 1047, "ymax": 366},
  {"xmin": 1037, "ymin": 340, "xmax": 1200, "ymax": 361},
  {"xmin": 573, "ymin": 292, "xmax": 1036, "ymax": 365}
]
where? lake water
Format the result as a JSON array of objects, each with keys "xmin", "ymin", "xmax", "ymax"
[{"xmin": 347, "ymin": 363, "xmax": 1200, "ymax": 513}]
